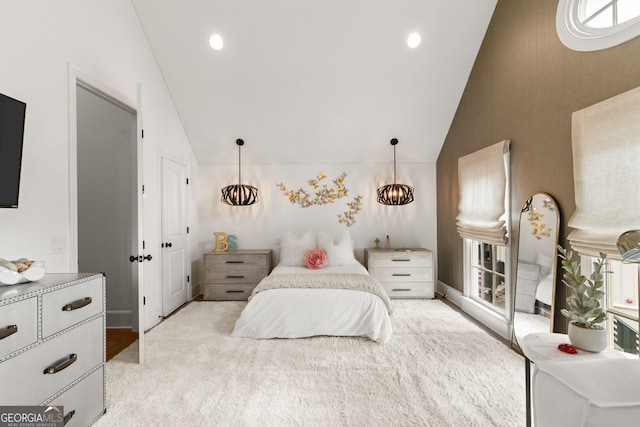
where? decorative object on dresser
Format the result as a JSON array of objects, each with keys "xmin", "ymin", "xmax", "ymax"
[
  {"xmin": 364, "ymin": 248, "xmax": 434, "ymax": 298},
  {"xmin": 220, "ymin": 138, "xmax": 259, "ymax": 206},
  {"xmin": 0, "ymin": 258, "xmax": 46, "ymax": 285},
  {"xmin": 202, "ymin": 249, "xmax": 272, "ymax": 300},
  {"xmin": 0, "ymin": 273, "xmax": 106, "ymax": 426},
  {"xmin": 376, "ymin": 138, "xmax": 415, "ymax": 206}
]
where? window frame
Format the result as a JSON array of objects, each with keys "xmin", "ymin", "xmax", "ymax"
[
  {"xmin": 464, "ymin": 239, "xmax": 508, "ymax": 314},
  {"xmin": 579, "ymin": 254, "xmax": 639, "ymax": 356},
  {"xmin": 557, "ymin": 0, "xmax": 640, "ymax": 51}
]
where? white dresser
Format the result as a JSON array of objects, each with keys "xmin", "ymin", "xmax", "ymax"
[
  {"xmin": 0, "ymin": 273, "xmax": 106, "ymax": 426},
  {"xmin": 365, "ymin": 248, "xmax": 434, "ymax": 299}
]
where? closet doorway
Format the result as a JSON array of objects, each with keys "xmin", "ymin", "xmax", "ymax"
[{"xmin": 75, "ymin": 82, "xmax": 140, "ymax": 358}]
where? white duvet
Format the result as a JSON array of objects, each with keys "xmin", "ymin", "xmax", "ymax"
[{"xmin": 231, "ymin": 264, "xmax": 393, "ymax": 343}]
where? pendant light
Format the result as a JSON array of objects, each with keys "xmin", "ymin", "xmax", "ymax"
[
  {"xmin": 377, "ymin": 138, "xmax": 414, "ymax": 205},
  {"xmin": 221, "ymin": 139, "xmax": 258, "ymax": 206}
]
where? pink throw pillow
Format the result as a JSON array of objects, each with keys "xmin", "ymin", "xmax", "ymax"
[{"xmin": 304, "ymin": 248, "xmax": 328, "ymax": 270}]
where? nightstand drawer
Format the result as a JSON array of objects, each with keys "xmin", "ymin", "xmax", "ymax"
[
  {"xmin": 367, "ymin": 250, "xmax": 431, "ymax": 268},
  {"xmin": 369, "ymin": 267, "xmax": 432, "ymax": 282},
  {"xmin": 0, "ymin": 297, "xmax": 38, "ymax": 359},
  {"xmin": 381, "ymin": 282, "xmax": 432, "ymax": 298},
  {"xmin": 204, "ymin": 253, "xmax": 268, "ymax": 270},
  {"xmin": 203, "ymin": 284, "xmax": 256, "ymax": 301},
  {"xmin": 204, "ymin": 269, "xmax": 268, "ymax": 284}
]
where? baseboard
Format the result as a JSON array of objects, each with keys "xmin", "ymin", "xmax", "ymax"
[
  {"xmin": 106, "ymin": 310, "xmax": 132, "ymax": 328},
  {"xmin": 192, "ymin": 282, "xmax": 201, "ymax": 299},
  {"xmin": 437, "ymin": 280, "xmax": 509, "ymax": 340}
]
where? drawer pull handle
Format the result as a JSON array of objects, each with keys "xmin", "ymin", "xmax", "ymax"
[
  {"xmin": 226, "ymin": 275, "xmax": 245, "ymax": 279},
  {"xmin": 226, "ymin": 290, "xmax": 245, "ymax": 293},
  {"xmin": 392, "ymin": 259, "xmax": 411, "ymax": 262},
  {"xmin": 44, "ymin": 353, "xmax": 77, "ymax": 374},
  {"xmin": 0, "ymin": 324, "xmax": 18, "ymax": 340},
  {"xmin": 64, "ymin": 410, "xmax": 76, "ymax": 425},
  {"xmin": 62, "ymin": 297, "xmax": 92, "ymax": 311},
  {"xmin": 226, "ymin": 260, "xmax": 245, "ymax": 264},
  {"xmin": 392, "ymin": 273, "xmax": 411, "ymax": 277},
  {"xmin": 392, "ymin": 288, "xmax": 411, "ymax": 292}
]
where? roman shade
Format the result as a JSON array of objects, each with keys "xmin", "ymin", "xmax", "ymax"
[
  {"xmin": 568, "ymin": 86, "xmax": 640, "ymax": 259},
  {"xmin": 456, "ymin": 140, "xmax": 510, "ymax": 245}
]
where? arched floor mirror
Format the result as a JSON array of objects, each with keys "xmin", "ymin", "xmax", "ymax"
[{"xmin": 511, "ymin": 193, "xmax": 559, "ymax": 351}]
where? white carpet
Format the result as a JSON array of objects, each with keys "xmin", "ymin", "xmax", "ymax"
[{"xmin": 96, "ymin": 299, "xmax": 526, "ymax": 426}]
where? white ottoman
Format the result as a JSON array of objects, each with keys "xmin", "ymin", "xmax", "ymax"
[{"xmin": 533, "ymin": 358, "xmax": 640, "ymax": 427}]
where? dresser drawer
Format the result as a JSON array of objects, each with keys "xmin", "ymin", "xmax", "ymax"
[
  {"xmin": 0, "ymin": 296, "xmax": 38, "ymax": 359},
  {"xmin": 369, "ymin": 267, "xmax": 432, "ymax": 283},
  {"xmin": 45, "ymin": 366, "xmax": 105, "ymax": 426},
  {"xmin": 204, "ymin": 268, "xmax": 268, "ymax": 284},
  {"xmin": 381, "ymin": 282, "xmax": 433, "ymax": 299},
  {"xmin": 0, "ymin": 316, "xmax": 103, "ymax": 405},
  {"xmin": 203, "ymin": 283, "xmax": 257, "ymax": 301},
  {"xmin": 41, "ymin": 277, "xmax": 103, "ymax": 338},
  {"xmin": 204, "ymin": 253, "xmax": 268, "ymax": 270},
  {"xmin": 367, "ymin": 250, "xmax": 432, "ymax": 268}
]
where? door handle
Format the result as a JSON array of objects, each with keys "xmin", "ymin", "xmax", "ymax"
[{"xmin": 130, "ymin": 255, "xmax": 153, "ymax": 262}]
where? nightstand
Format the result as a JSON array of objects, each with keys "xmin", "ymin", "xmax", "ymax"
[
  {"xmin": 202, "ymin": 250, "xmax": 272, "ymax": 300},
  {"xmin": 364, "ymin": 248, "xmax": 434, "ymax": 299},
  {"xmin": 521, "ymin": 332, "xmax": 627, "ymax": 427}
]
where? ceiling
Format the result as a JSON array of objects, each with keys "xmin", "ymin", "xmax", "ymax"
[{"xmin": 131, "ymin": 0, "xmax": 497, "ymax": 166}]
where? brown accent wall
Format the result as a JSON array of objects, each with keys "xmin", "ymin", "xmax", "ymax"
[{"xmin": 436, "ymin": 0, "xmax": 640, "ymax": 331}]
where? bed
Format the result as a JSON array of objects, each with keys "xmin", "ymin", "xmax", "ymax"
[{"xmin": 231, "ymin": 231, "xmax": 393, "ymax": 343}]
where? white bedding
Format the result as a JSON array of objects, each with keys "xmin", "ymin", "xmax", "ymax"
[
  {"xmin": 231, "ymin": 264, "xmax": 393, "ymax": 343},
  {"xmin": 535, "ymin": 273, "xmax": 553, "ymax": 306}
]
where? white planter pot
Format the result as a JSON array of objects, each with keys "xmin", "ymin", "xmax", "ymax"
[{"xmin": 568, "ymin": 322, "xmax": 607, "ymax": 352}]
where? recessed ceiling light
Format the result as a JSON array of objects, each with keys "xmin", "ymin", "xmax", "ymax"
[
  {"xmin": 407, "ymin": 32, "xmax": 421, "ymax": 48},
  {"xmin": 209, "ymin": 34, "xmax": 224, "ymax": 50}
]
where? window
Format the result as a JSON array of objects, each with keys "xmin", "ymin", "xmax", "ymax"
[
  {"xmin": 457, "ymin": 140, "xmax": 510, "ymax": 318},
  {"xmin": 557, "ymin": 0, "xmax": 640, "ymax": 51},
  {"xmin": 467, "ymin": 240, "xmax": 507, "ymax": 313},
  {"xmin": 580, "ymin": 254, "xmax": 639, "ymax": 356}
]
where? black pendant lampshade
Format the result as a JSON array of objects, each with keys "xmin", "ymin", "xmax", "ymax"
[
  {"xmin": 221, "ymin": 139, "xmax": 258, "ymax": 206},
  {"xmin": 377, "ymin": 138, "xmax": 414, "ymax": 205}
]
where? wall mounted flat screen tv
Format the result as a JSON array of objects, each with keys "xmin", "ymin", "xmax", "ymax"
[{"xmin": 0, "ymin": 93, "xmax": 27, "ymax": 208}]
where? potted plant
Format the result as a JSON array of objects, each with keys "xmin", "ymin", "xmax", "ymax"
[{"xmin": 557, "ymin": 245, "xmax": 608, "ymax": 352}]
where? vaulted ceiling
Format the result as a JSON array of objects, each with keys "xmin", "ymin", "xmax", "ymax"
[{"xmin": 131, "ymin": 0, "xmax": 497, "ymax": 165}]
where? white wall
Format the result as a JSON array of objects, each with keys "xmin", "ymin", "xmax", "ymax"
[
  {"xmin": 0, "ymin": 1, "xmax": 198, "ymax": 313},
  {"xmin": 196, "ymin": 162, "xmax": 437, "ymax": 287}
]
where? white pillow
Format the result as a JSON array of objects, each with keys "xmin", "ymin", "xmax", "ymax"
[
  {"xmin": 317, "ymin": 230, "xmax": 358, "ymax": 265},
  {"xmin": 279, "ymin": 232, "xmax": 317, "ymax": 266}
]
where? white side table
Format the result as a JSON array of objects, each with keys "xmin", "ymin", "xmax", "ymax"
[{"xmin": 521, "ymin": 332, "xmax": 626, "ymax": 427}]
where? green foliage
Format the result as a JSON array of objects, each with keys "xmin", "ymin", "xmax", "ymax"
[{"xmin": 557, "ymin": 245, "xmax": 607, "ymax": 329}]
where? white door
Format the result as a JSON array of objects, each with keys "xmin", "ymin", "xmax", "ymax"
[{"xmin": 161, "ymin": 157, "xmax": 189, "ymax": 315}]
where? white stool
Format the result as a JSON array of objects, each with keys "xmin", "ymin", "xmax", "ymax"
[{"xmin": 533, "ymin": 358, "xmax": 640, "ymax": 427}]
